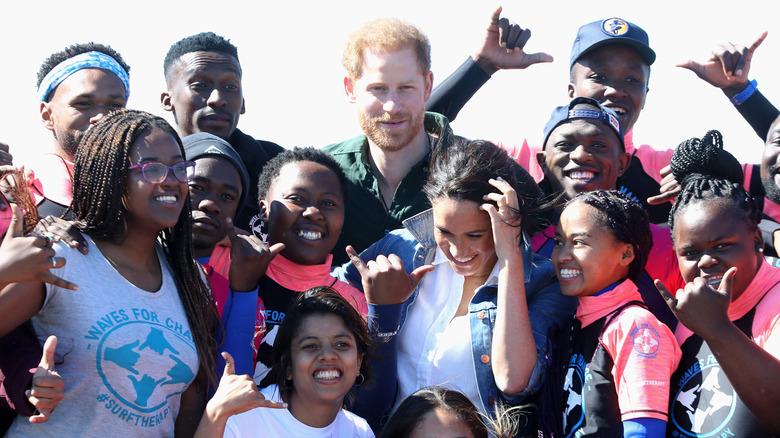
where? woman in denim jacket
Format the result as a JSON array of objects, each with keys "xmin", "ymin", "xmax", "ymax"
[{"xmin": 337, "ymin": 139, "xmax": 577, "ymax": 432}]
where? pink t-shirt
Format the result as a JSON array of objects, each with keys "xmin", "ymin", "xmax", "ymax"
[
  {"xmin": 675, "ymin": 259, "xmax": 780, "ymax": 356},
  {"xmin": 29, "ymin": 153, "xmax": 74, "ymax": 206},
  {"xmin": 577, "ymin": 279, "xmax": 682, "ymax": 422}
]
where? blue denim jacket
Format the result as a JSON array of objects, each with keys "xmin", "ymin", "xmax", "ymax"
[{"xmin": 336, "ymin": 209, "xmax": 577, "ymax": 415}]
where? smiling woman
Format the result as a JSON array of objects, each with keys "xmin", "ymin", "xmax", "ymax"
[
  {"xmin": 654, "ymin": 131, "xmax": 780, "ymax": 435},
  {"xmin": 337, "ymin": 139, "xmax": 577, "ymax": 434},
  {"xmin": 0, "ymin": 110, "xmax": 217, "ymax": 437},
  {"xmin": 220, "ymin": 287, "xmax": 374, "ymax": 437}
]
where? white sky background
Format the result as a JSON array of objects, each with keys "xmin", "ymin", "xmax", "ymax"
[{"xmin": 2, "ymin": 0, "xmax": 778, "ymax": 168}]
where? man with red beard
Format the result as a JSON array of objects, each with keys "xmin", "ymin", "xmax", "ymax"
[{"xmin": 323, "ymin": 18, "xmax": 462, "ymax": 264}]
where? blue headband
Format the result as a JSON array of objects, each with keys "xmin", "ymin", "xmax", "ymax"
[{"xmin": 38, "ymin": 51, "xmax": 130, "ymax": 102}]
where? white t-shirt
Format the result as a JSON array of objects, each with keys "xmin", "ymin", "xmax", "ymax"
[
  {"xmin": 224, "ymin": 385, "xmax": 374, "ymax": 438},
  {"xmin": 8, "ymin": 236, "xmax": 199, "ymax": 437},
  {"xmin": 396, "ymin": 247, "xmax": 498, "ymax": 413}
]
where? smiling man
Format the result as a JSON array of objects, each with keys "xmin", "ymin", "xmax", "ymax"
[
  {"xmin": 428, "ymin": 10, "xmax": 775, "ymax": 224},
  {"xmin": 322, "ymin": 18, "xmax": 463, "ymax": 264},
  {"xmin": 162, "ymin": 32, "xmax": 284, "ymax": 231},
  {"xmin": 31, "ymin": 43, "xmax": 130, "ymax": 218}
]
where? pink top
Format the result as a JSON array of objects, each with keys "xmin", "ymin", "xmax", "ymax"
[
  {"xmin": 675, "ymin": 259, "xmax": 780, "ymax": 356},
  {"xmin": 30, "ymin": 153, "xmax": 74, "ymax": 206},
  {"xmin": 578, "ymin": 279, "xmax": 682, "ymax": 422},
  {"xmin": 266, "ymin": 253, "xmax": 368, "ymax": 316}
]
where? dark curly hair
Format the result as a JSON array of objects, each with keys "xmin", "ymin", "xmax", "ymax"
[
  {"xmin": 668, "ymin": 130, "xmax": 760, "ymax": 237},
  {"xmin": 258, "ymin": 286, "xmax": 372, "ymax": 404},
  {"xmin": 566, "ymin": 190, "xmax": 652, "ymax": 282},
  {"xmin": 256, "ymin": 147, "xmax": 348, "ymax": 203},
  {"xmin": 164, "ymin": 32, "xmax": 240, "ymax": 82},
  {"xmin": 37, "ymin": 42, "xmax": 130, "ymax": 101}
]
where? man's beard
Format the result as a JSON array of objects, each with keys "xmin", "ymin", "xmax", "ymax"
[
  {"xmin": 56, "ymin": 129, "xmax": 84, "ymax": 159},
  {"xmin": 763, "ymin": 171, "xmax": 780, "ymax": 204},
  {"xmin": 359, "ymin": 109, "xmax": 424, "ymax": 152}
]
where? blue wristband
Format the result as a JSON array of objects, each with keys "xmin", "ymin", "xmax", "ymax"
[{"xmin": 730, "ymin": 79, "xmax": 757, "ymax": 106}]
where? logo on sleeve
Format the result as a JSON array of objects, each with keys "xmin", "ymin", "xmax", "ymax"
[{"xmin": 630, "ymin": 323, "xmax": 661, "ymax": 358}]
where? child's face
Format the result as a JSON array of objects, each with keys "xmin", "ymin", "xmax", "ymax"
[
  {"xmin": 261, "ymin": 161, "xmax": 345, "ymax": 265},
  {"xmin": 287, "ymin": 313, "xmax": 362, "ymax": 412},
  {"xmin": 568, "ymin": 44, "xmax": 650, "ymax": 133},
  {"xmin": 537, "ymin": 119, "xmax": 630, "ymax": 201},
  {"xmin": 673, "ymin": 199, "xmax": 762, "ymax": 301},
  {"xmin": 552, "ymin": 202, "xmax": 633, "ymax": 297}
]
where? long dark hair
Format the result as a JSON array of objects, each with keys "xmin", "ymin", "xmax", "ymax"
[
  {"xmin": 424, "ymin": 138, "xmax": 551, "ymax": 240},
  {"xmin": 259, "ymin": 286, "xmax": 372, "ymax": 404},
  {"xmin": 73, "ymin": 109, "xmax": 217, "ymax": 383}
]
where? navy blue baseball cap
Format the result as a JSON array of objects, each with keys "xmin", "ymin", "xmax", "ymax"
[
  {"xmin": 542, "ymin": 97, "xmax": 624, "ymax": 150},
  {"xmin": 183, "ymin": 132, "xmax": 250, "ymax": 216},
  {"xmin": 569, "ymin": 18, "xmax": 656, "ymax": 69}
]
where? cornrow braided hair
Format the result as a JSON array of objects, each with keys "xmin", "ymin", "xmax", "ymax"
[
  {"xmin": 568, "ymin": 190, "xmax": 652, "ymax": 282},
  {"xmin": 670, "ymin": 129, "xmax": 743, "ymax": 186},
  {"xmin": 670, "ymin": 174, "xmax": 761, "ymax": 239},
  {"xmin": 668, "ymin": 130, "xmax": 760, "ymax": 236},
  {"xmin": 73, "ymin": 109, "xmax": 217, "ymax": 383}
]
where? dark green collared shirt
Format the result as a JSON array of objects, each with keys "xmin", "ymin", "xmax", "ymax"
[{"xmin": 323, "ymin": 112, "xmax": 458, "ymax": 265}]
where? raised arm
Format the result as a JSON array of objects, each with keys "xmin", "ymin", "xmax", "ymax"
[
  {"xmin": 677, "ymin": 32, "xmax": 779, "ymax": 141},
  {"xmin": 483, "ymin": 178, "xmax": 537, "ymax": 395},
  {"xmin": 0, "ymin": 205, "xmax": 78, "ymax": 337},
  {"xmin": 344, "ymin": 246, "xmax": 432, "ymax": 429},
  {"xmin": 426, "ymin": 6, "xmax": 552, "ymax": 121}
]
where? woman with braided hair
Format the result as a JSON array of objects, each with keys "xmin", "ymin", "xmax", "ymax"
[
  {"xmin": 537, "ymin": 190, "xmax": 681, "ymax": 438},
  {"xmin": 654, "ymin": 130, "xmax": 780, "ymax": 436},
  {"xmin": 0, "ymin": 109, "xmax": 220, "ymax": 437}
]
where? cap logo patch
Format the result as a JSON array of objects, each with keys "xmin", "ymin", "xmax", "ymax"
[
  {"xmin": 601, "ymin": 18, "xmax": 629, "ymax": 36},
  {"xmin": 608, "ymin": 114, "xmax": 620, "ymax": 133},
  {"xmin": 203, "ymin": 145, "xmax": 224, "ymax": 155}
]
